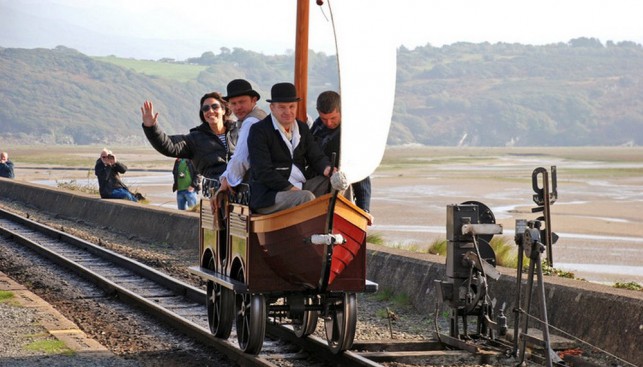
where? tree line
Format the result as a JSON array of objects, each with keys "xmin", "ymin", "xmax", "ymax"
[{"xmin": 1, "ymin": 38, "xmax": 642, "ymax": 146}]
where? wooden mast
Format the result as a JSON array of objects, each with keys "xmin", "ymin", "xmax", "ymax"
[{"xmin": 294, "ymin": 0, "xmax": 310, "ymax": 122}]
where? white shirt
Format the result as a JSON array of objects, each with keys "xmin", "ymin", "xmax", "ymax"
[
  {"xmin": 219, "ymin": 114, "xmax": 262, "ymax": 186},
  {"xmin": 271, "ymin": 115, "xmax": 306, "ymax": 189}
]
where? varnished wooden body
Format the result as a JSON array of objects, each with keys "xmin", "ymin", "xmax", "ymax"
[{"xmin": 198, "ymin": 193, "xmax": 370, "ymax": 294}]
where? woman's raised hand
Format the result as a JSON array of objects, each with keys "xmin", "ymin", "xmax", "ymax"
[{"xmin": 141, "ymin": 100, "xmax": 159, "ymax": 127}]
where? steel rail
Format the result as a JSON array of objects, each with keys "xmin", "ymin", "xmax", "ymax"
[
  {"xmin": 0, "ymin": 207, "xmax": 561, "ymax": 366},
  {"xmin": 0, "ymin": 209, "xmax": 273, "ymax": 366},
  {"xmin": 0, "ymin": 208, "xmax": 391, "ymax": 367}
]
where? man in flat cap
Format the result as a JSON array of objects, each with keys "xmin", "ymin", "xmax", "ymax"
[
  {"xmin": 247, "ymin": 82, "xmax": 332, "ymax": 214},
  {"xmin": 219, "ymin": 79, "xmax": 267, "ymax": 192}
]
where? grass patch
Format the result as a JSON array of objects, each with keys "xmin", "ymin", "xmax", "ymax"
[
  {"xmin": 94, "ymin": 56, "xmax": 208, "ymax": 82},
  {"xmin": 405, "ymin": 243, "xmax": 421, "ymax": 253},
  {"xmin": 186, "ymin": 201, "xmax": 201, "ymax": 213},
  {"xmin": 429, "ymin": 236, "xmax": 527, "ymax": 268},
  {"xmin": 25, "ymin": 339, "xmax": 74, "ymax": 355},
  {"xmin": 387, "ymin": 241, "xmax": 430, "ymax": 253},
  {"xmin": 490, "ymin": 236, "xmax": 514, "ymax": 266},
  {"xmin": 366, "ymin": 233, "xmax": 385, "ymax": 245},
  {"xmin": 392, "ymin": 292, "xmax": 412, "ymax": 306},
  {"xmin": 613, "ymin": 281, "xmax": 642, "ymax": 291},
  {"xmin": 489, "ymin": 236, "xmax": 526, "ymax": 268},
  {"xmin": 56, "ymin": 179, "xmax": 99, "ymax": 195},
  {"xmin": 427, "ymin": 238, "xmax": 447, "ymax": 255},
  {"xmin": 132, "ymin": 190, "xmax": 150, "ymax": 204},
  {"xmin": 375, "ymin": 308, "xmax": 390, "ymax": 319},
  {"xmin": 373, "ymin": 288, "xmax": 394, "ymax": 302},
  {"xmin": 424, "ymin": 235, "xmax": 586, "ymax": 281},
  {"xmin": 540, "ymin": 262, "xmax": 577, "ymax": 279},
  {"xmin": 0, "ymin": 290, "xmax": 16, "ymax": 304},
  {"xmin": 372, "ymin": 288, "xmax": 412, "ymax": 307}
]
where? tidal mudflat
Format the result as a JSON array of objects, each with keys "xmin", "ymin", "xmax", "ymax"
[
  {"xmin": 10, "ymin": 145, "xmax": 643, "ymax": 285},
  {"xmin": 370, "ymin": 146, "xmax": 643, "ymax": 285}
]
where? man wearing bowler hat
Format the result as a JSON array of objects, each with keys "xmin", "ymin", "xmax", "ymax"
[
  {"xmin": 219, "ymin": 79, "xmax": 267, "ymax": 192},
  {"xmin": 247, "ymin": 82, "xmax": 332, "ymax": 214}
]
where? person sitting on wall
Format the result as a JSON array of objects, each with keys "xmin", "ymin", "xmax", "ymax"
[
  {"xmin": 0, "ymin": 151, "xmax": 15, "ymax": 179},
  {"xmin": 94, "ymin": 148, "xmax": 138, "ymax": 202}
]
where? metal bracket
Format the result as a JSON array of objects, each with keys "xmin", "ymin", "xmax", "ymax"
[
  {"xmin": 461, "ymin": 223, "xmax": 503, "ymax": 236},
  {"xmin": 309, "ymin": 233, "xmax": 345, "ymax": 245}
]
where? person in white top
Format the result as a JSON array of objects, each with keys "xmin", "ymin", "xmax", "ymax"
[{"xmin": 218, "ymin": 79, "xmax": 267, "ymax": 193}]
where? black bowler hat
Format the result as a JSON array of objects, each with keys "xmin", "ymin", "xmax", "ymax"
[
  {"xmin": 223, "ymin": 79, "xmax": 260, "ymax": 101},
  {"xmin": 266, "ymin": 82, "xmax": 301, "ymax": 103}
]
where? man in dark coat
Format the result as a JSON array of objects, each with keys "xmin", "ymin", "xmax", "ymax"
[
  {"xmin": 310, "ymin": 91, "xmax": 372, "ymax": 213},
  {"xmin": 94, "ymin": 148, "xmax": 137, "ymax": 202},
  {"xmin": 0, "ymin": 151, "xmax": 15, "ymax": 179},
  {"xmin": 248, "ymin": 82, "xmax": 331, "ymax": 214}
]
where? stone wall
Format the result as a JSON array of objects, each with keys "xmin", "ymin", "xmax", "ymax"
[
  {"xmin": 0, "ymin": 179, "xmax": 199, "ymax": 256},
  {"xmin": 366, "ymin": 245, "xmax": 642, "ymax": 365},
  {"xmin": 1, "ymin": 178, "xmax": 641, "ymax": 365}
]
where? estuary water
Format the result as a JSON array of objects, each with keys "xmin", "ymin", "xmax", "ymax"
[{"xmin": 25, "ymin": 151, "xmax": 643, "ymax": 286}]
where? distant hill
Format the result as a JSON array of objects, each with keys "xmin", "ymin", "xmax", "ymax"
[
  {"xmin": 1, "ymin": 39, "xmax": 642, "ymax": 146},
  {"xmin": 392, "ymin": 39, "xmax": 643, "ymax": 146}
]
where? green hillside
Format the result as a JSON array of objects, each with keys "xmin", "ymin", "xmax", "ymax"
[
  {"xmin": 392, "ymin": 39, "xmax": 643, "ymax": 146},
  {"xmin": 94, "ymin": 56, "xmax": 209, "ymax": 82},
  {"xmin": 1, "ymin": 39, "xmax": 642, "ymax": 146}
]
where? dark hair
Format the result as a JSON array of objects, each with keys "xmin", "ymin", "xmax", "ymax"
[
  {"xmin": 316, "ymin": 90, "xmax": 341, "ymax": 114},
  {"xmin": 199, "ymin": 92, "xmax": 232, "ymax": 124}
]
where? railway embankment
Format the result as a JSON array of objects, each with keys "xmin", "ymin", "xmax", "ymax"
[
  {"xmin": 1, "ymin": 178, "xmax": 641, "ymax": 366},
  {"xmin": 0, "ymin": 178, "xmax": 200, "ymax": 257}
]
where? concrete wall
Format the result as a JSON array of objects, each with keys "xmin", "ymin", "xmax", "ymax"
[
  {"xmin": 366, "ymin": 245, "xmax": 643, "ymax": 366},
  {"xmin": 1, "ymin": 179, "xmax": 641, "ymax": 365},
  {"xmin": 0, "ymin": 179, "xmax": 199, "ymax": 256}
]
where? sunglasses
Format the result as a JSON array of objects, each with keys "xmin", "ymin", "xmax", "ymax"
[
  {"xmin": 101, "ymin": 155, "xmax": 108, "ymax": 158},
  {"xmin": 201, "ymin": 103, "xmax": 221, "ymax": 113}
]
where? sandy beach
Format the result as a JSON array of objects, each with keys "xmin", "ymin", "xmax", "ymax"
[{"xmin": 7, "ymin": 145, "xmax": 643, "ymax": 285}]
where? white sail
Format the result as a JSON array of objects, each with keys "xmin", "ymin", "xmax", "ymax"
[{"xmin": 329, "ymin": 1, "xmax": 397, "ymax": 184}]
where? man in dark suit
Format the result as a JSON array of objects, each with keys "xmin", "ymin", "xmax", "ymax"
[
  {"xmin": 248, "ymin": 82, "xmax": 332, "ymax": 214},
  {"xmin": 310, "ymin": 90, "xmax": 372, "ymax": 213}
]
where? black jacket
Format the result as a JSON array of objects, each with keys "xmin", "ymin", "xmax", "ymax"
[
  {"xmin": 143, "ymin": 122, "xmax": 236, "ymax": 179},
  {"xmin": 94, "ymin": 159, "xmax": 129, "ymax": 198},
  {"xmin": 307, "ymin": 117, "xmax": 341, "ymax": 177},
  {"xmin": 0, "ymin": 160, "xmax": 14, "ymax": 179},
  {"xmin": 247, "ymin": 115, "xmax": 330, "ymax": 210}
]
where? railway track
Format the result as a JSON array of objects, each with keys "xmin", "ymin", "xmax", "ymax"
[
  {"xmin": 0, "ymin": 207, "xmax": 510, "ymax": 367},
  {"xmin": 9, "ymin": 206, "xmax": 602, "ymax": 366}
]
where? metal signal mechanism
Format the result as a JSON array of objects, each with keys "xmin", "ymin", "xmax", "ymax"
[
  {"xmin": 435, "ymin": 201, "xmax": 507, "ymax": 346},
  {"xmin": 513, "ymin": 166, "xmax": 561, "ymax": 367}
]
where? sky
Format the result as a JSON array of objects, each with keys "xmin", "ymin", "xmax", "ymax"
[{"xmin": 2, "ymin": 0, "xmax": 643, "ymax": 60}]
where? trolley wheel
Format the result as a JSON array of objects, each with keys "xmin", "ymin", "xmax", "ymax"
[
  {"xmin": 234, "ymin": 269, "xmax": 266, "ymax": 354},
  {"xmin": 206, "ymin": 257, "xmax": 234, "ymax": 338},
  {"xmin": 293, "ymin": 297, "xmax": 319, "ymax": 338},
  {"xmin": 324, "ymin": 292, "xmax": 357, "ymax": 354}
]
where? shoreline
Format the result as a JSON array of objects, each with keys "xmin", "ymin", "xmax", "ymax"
[{"xmin": 8, "ymin": 145, "xmax": 643, "ymax": 285}]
